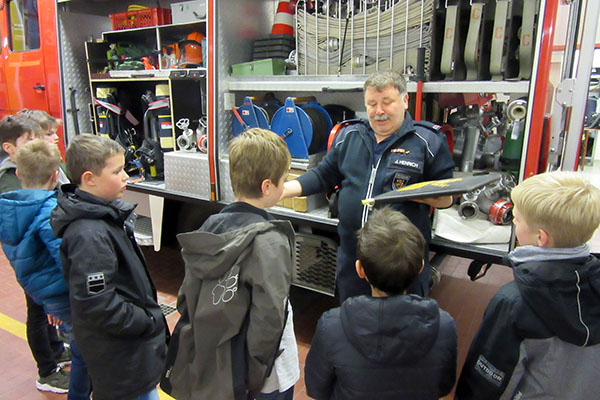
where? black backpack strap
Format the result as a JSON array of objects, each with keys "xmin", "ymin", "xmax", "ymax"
[{"xmin": 159, "ymin": 305, "xmax": 188, "ymax": 395}]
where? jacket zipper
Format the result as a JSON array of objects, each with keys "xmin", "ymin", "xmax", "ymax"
[{"xmin": 361, "ymin": 158, "xmax": 382, "ymax": 227}]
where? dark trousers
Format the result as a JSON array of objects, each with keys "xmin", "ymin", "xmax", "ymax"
[
  {"xmin": 336, "ymin": 247, "xmax": 370, "ymax": 304},
  {"xmin": 44, "ymin": 300, "xmax": 91, "ymax": 400},
  {"xmin": 25, "ymin": 293, "xmax": 64, "ymax": 377}
]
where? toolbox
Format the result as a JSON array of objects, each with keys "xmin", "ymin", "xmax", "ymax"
[
  {"xmin": 252, "ymin": 34, "xmax": 295, "ymax": 60},
  {"xmin": 164, "ymin": 151, "xmax": 211, "ymax": 199},
  {"xmin": 231, "ymin": 58, "xmax": 286, "ymax": 76},
  {"xmin": 171, "ymin": 1, "xmax": 206, "ymax": 24}
]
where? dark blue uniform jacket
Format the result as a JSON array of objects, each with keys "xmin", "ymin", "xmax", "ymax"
[{"xmin": 297, "ymin": 113, "xmax": 454, "ymax": 297}]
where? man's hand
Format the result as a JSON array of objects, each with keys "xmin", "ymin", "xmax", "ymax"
[
  {"xmin": 413, "ymin": 195, "xmax": 454, "ymax": 209},
  {"xmin": 280, "ymin": 180, "xmax": 303, "ymax": 200}
]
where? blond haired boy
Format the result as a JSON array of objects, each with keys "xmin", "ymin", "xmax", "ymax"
[
  {"xmin": 14, "ymin": 138, "xmax": 60, "ymax": 187},
  {"xmin": 164, "ymin": 128, "xmax": 299, "ymax": 400},
  {"xmin": 456, "ymin": 171, "xmax": 600, "ymax": 399},
  {"xmin": 50, "ymin": 134, "xmax": 167, "ymax": 400},
  {"xmin": 0, "ymin": 114, "xmax": 42, "ymax": 192}
]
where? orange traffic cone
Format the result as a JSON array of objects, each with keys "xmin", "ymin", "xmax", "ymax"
[{"xmin": 271, "ymin": 1, "xmax": 294, "ymax": 36}]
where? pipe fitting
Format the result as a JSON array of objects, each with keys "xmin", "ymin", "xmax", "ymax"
[
  {"xmin": 489, "ymin": 199, "xmax": 514, "ymax": 225},
  {"xmin": 458, "ymin": 201, "xmax": 480, "ymax": 220}
]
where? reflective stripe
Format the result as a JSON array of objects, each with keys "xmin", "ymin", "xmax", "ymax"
[
  {"xmin": 362, "ymin": 159, "xmax": 381, "ymax": 227},
  {"xmin": 413, "ymin": 131, "xmax": 434, "ymax": 158},
  {"xmin": 575, "ymin": 270, "xmax": 590, "ymax": 346},
  {"xmin": 93, "ymin": 98, "xmax": 140, "ymax": 126},
  {"xmin": 148, "ymin": 98, "xmax": 170, "ymax": 110}
]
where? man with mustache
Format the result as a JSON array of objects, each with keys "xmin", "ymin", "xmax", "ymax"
[{"xmin": 282, "ymin": 70, "xmax": 454, "ymax": 303}]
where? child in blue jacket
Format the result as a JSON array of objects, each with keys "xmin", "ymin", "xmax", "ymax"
[{"xmin": 0, "ymin": 139, "xmax": 90, "ymax": 399}]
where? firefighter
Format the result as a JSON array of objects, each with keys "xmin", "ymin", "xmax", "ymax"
[{"xmin": 282, "ymin": 70, "xmax": 455, "ymax": 303}]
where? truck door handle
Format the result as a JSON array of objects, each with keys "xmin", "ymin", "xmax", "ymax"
[{"xmin": 33, "ymin": 84, "xmax": 45, "ymax": 91}]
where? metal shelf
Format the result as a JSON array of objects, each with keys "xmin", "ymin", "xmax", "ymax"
[
  {"xmin": 269, "ymin": 206, "xmax": 338, "ymax": 227},
  {"xmin": 90, "ymin": 77, "xmax": 170, "ymax": 83},
  {"xmin": 158, "ymin": 20, "xmax": 207, "ymax": 30},
  {"xmin": 430, "ymin": 237, "xmax": 509, "ymax": 265},
  {"xmin": 226, "ymin": 75, "xmax": 530, "ymax": 94},
  {"xmin": 102, "ymin": 20, "xmax": 207, "ymax": 37},
  {"xmin": 422, "ymin": 80, "xmax": 530, "ymax": 94},
  {"xmin": 89, "ymin": 67, "xmax": 207, "ymax": 83}
]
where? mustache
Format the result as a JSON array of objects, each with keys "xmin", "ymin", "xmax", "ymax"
[{"xmin": 373, "ymin": 114, "xmax": 390, "ymax": 121}]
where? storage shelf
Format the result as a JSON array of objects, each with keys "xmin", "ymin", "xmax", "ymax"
[
  {"xmin": 158, "ymin": 20, "xmax": 207, "ymax": 30},
  {"xmin": 226, "ymin": 75, "xmax": 531, "ymax": 94},
  {"xmin": 422, "ymin": 80, "xmax": 530, "ymax": 94},
  {"xmin": 102, "ymin": 20, "xmax": 206, "ymax": 36},
  {"xmin": 90, "ymin": 67, "xmax": 207, "ymax": 82},
  {"xmin": 91, "ymin": 77, "xmax": 170, "ymax": 83}
]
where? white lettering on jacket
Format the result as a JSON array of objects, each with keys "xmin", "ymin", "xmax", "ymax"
[
  {"xmin": 475, "ymin": 354, "xmax": 505, "ymax": 387},
  {"xmin": 393, "ymin": 159, "xmax": 420, "ymax": 169}
]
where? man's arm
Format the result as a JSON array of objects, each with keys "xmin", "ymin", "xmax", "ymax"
[
  {"xmin": 416, "ymin": 125, "xmax": 455, "ymax": 210},
  {"xmin": 414, "ymin": 195, "xmax": 454, "ymax": 209},
  {"xmin": 305, "ymin": 313, "xmax": 336, "ymax": 400},
  {"xmin": 287, "ymin": 133, "xmax": 346, "ymax": 200},
  {"xmin": 281, "ymin": 179, "xmax": 302, "ymax": 200},
  {"xmin": 63, "ymin": 226, "xmax": 157, "ymax": 338},
  {"xmin": 455, "ymin": 286, "xmax": 522, "ymax": 400}
]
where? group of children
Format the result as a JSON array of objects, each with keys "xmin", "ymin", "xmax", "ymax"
[
  {"xmin": 0, "ymin": 112, "xmax": 72, "ymax": 395},
  {"xmin": 0, "ymin": 114, "xmax": 167, "ymax": 400},
  {"xmin": 0, "ymin": 112, "xmax": 599, "ymax": 400}
]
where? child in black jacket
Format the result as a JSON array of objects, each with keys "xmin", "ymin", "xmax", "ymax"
[
  {"xmin": 305, "ymin": 207, "xmax": 457, "ymax": 400},
  {"xmin": 456, "ymin": 171, "xmax": 600, "ymax": 399},
  {"xmin": 51, "ymin": 134, "xmax": 168, "ymax": 400}
]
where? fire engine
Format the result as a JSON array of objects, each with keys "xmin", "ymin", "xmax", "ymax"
[{"xmin": 0, "ymin": 0, "xmax": 597, "ymax": 295}]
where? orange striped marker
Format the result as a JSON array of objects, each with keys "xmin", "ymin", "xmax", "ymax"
[{"xmin": 271, "ymin": 1, "xmax": 294, "ymax": 36}]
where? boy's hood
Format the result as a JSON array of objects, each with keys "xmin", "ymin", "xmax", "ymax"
[
  {"xmin": 340, "ymin": 295, "xmax": 442, "ymax": 364},
  {"xmin": 177, "ymin": 219, "xmax": 294, "ymax": 281},
  {"xmin": 0, "ymin": 189, "xmax": 56, "ymax": 245},
  {"xmin": 510, "ymin": 248, "xmax": 600, "ymax": 346},
  {"xmin": 0, "ymin": 157, "xmax": 16, "ymax": 176},
  {"xmin": 51, "ymin": 183, "xmax": 135, "ymax": 238}
]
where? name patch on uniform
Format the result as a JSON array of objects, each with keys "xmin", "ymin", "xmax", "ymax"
[
  {"xmin": 87, "ymin": 273, "xmax": 106, "ymax": 295},
  {"xmin": 475, "ymin": 354, "xmax": 505, "ymax": 387},
  {"xmin": 394, "ymin": 159, "xmax": 421, "ymax": 169}
]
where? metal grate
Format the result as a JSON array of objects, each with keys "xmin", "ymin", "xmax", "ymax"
[
  {"xmin": 133, "ymin": 216, "xmax": 153, "ymax": 247},
  {"xmin": 293, "ymin": 233, "xmax": 338, "ymax": 296},
  {"xmin": 159, "ymin": 303, "xmax": 177, "ymax": 317}
]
